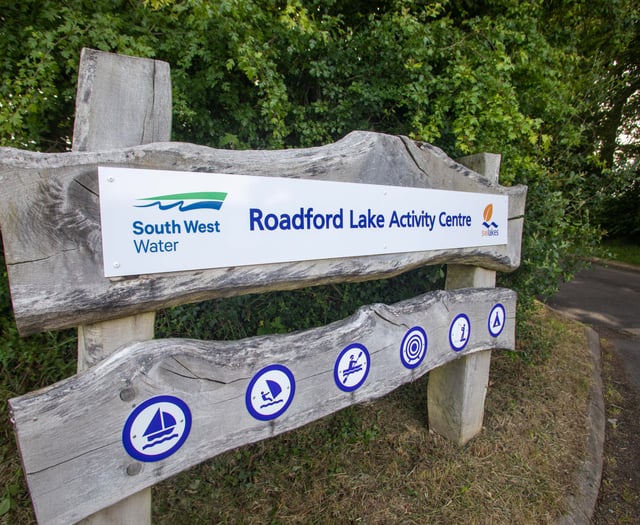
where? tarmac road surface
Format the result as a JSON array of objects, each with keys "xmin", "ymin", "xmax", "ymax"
[{"xmin": 547, "ymin": 261, "xmax": 640, "ymax": 389}]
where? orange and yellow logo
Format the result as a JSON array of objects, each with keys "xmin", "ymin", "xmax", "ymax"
[{"xmin": 482, "ymin": 204, "xmax": 499, "ymax": 236}]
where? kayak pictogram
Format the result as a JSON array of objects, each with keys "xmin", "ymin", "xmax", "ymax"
[{"xmin": 334, "ymin": 343, "xmax": 370, "ymax": 392}]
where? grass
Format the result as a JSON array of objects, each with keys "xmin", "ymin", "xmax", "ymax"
[
  {"xmin": 1, "ymin": 300, "xmax": 593, "ymax": 524},
  {"xmin": 601, "ymin": 238, "xmax": 640, "ymax": 267},
  {"xmin": 594, "ymin": 337, "xmax": 640, "ymax": 524}
]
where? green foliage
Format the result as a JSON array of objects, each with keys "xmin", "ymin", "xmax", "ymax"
[
  {"xmin": 602, "ymin": 237, "xmax": 640, "ymax": 266},
  {"xmin": 156, "ymin": 266, "xmax": 444, "ymax": 339},
  {"xmin": 1, "ymin": 0, "xmax": 637, "ymax": 347},
  {"xmin": 0, "ymin": 237, "xmax": 77, "ymax": 525},
  {"xmin": 0, "ymin": 1, "xmax": 163, "ymax": 151},
  {"xmin": 0, "ymin": 5, "xmax": 634, "ymax": 518},
  {"xmin": 598, "ymin": 166, "xmax": 640, "ymax": 241}
]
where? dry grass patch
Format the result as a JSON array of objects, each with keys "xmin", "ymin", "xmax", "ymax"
[{"xmin": 152, "ymin": 303, "xmax": 593, "ymax": 524}]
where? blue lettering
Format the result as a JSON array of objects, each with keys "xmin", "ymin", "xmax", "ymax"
[
  {"xmin": 389, "ymin": 210, "xmax": 435, "ymax": 230},
  {"xmin": 250, "ymin": 208, "xmax": 264, "ymax": 231},
  {"xmin": 132, "ymin": 220, "xmax": 181, "ymax": 235},
  {"xmin": 350, "ymin": 209, "xmax": 384, "ymax": 228},
  {"xmin": 184, "ymin": 219, "xmax": 221, "ymax": 233},
  {"xmin": 133, "ymin": 239, "xmax": 179, "ymax": 253},
  {"xmin": 133, "ymin": 220, "xmax": 144, "ymax": 235},
  {"xmin": 264, "ymin": 213, "xmax": 279, "ymax": 231},
  {"xmin": 134, "ymin": 238, "xmax": 148, "ymax": 252},
  {"xmin": 439, "ymin": 212, "xmax": 472, "ymax": 228},
  {"xmin": 250, "ymin": 208, "xmax": 344, "ymax": 231}
]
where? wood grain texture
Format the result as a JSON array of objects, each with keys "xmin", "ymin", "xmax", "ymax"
[
  {"xmin": 424, "ymin": 153, "xmax": 500, "ymax": 445},
  {"xmin": 70, "ymin": 47, "xmax": 168, "ymax": 524},
  {"xmin": 9, "ymin": 287, "xmax": 516, "ymax": 525},
  {"xmin": 72, "ymin": 48, "xmax": 171, "ymax": 152},
  {"xmin": 0, "ymin": 132, "xmax": 527, "ymax": 335}
]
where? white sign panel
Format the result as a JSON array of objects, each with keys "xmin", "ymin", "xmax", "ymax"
[{"xmin": 98, "ymin": 167, "xmax": 508, "ymax": 277}]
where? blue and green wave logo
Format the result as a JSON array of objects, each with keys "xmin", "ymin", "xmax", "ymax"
[{"xmin": 135, "ymin": 192, "xmax": 227, "ymax": 212}]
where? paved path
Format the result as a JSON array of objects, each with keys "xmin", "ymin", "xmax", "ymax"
[
  {"xmin": 547, "ymin": 261, "xmax": 640, "ymax": 389},
  {"xmin": 547, "ymin": 260, "xmax": 640, "ymax": 523}
]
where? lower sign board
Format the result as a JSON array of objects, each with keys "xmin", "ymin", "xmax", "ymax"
[
  {"xmin": 98, "ymin": 167, "xmax": 508, "ymax": 277},
  {"xmin": 9, "ymin": 288, "xmax": 516, "ymax": 525}
]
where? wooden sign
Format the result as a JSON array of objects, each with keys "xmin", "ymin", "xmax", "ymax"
[
  {"xmin": 0, "ymin": 132, "xmax": 527, "ymax": 335},
  {"xmin": 1, "ymin": 49, "xmax": 527, "ymax": 525},
  {"xmin": 9, "ymin": 287, "xmax": 516, "ymax": 525}
]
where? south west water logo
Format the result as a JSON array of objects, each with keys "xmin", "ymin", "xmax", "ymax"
[
  {"xmin": 135, "ymin": 191, "xmax": 227, "ymax": 212},
  {"xmin": 481, "ymin": 203, "xmax": 500, "ymax": 237},
  {"xmin": 131, "ymin": 191, "xmax": 226, "ymax": 254}
]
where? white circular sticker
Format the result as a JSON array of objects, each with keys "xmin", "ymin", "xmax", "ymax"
[
  {"xmin": 449, "ymin": 313, "xmax": 471, "ymax": 352},
  {"xmin": 488, "ymin": 303, "xmax": 506, "ymax": 337},
  {"xmin": 245, "ymin": 364, "xmax": 296, "ymax": 421},
  {"xmin": 400, "ymin": 326, "xmax": 428, "ymax": 369},
  {"xmin": 122, "ymin": 395, "xmax": 191, "ymax": 462},
  {"xmin": 334, "ymin": 343, "xmax": 370, "ymax": 392}
]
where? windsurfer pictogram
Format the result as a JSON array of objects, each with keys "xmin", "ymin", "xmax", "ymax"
[
  {"xmin": 246, "ymin": 364, "xmax": 296, "ymax": 421},
  {"xmin": 260, "ymin": 380, "xmax": 284, "ymax": 408}
]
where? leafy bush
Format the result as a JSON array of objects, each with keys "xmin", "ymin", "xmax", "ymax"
[
  {"xmin": 2, "ymin": 0, "xmax": 636, "ymax": 349},
  {"xmin": 599, "ymin": 172, "xmax": 640, "ymax": 242},
  {"xmin": 156, "ymin": 266, "xmax": 444, "ymax": 339}
]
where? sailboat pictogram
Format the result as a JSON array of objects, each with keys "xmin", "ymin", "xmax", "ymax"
[{"xmin": 142, "ymin": 408, "xmax": 179, "ymax": 449}]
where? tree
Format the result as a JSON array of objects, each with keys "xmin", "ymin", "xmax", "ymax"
[{"xmin": 540, "ymin": 0, "xmax": 639, "ymax": 241}]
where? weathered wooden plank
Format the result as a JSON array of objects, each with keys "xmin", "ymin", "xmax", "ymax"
[
  {"xmin": 0, "ymin": 132, "xmax": 527, "ymax": 335},
  {"xmin": 9, "ymin": 287, "xmax": 516, "ymax": 525}
]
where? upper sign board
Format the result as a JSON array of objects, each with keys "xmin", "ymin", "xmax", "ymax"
[{"xmin": 98, "ymin": 167, "xmax": 508, "ymax": 277}]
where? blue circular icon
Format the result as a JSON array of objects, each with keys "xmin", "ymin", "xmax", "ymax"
[
  {"xmin": 122, "ymin": 395, "xmax": 192, "ymax": 462},
  {"xmin": 400, "ymin": 326, "xmax": 428, "ymax": 369},
  {"xmin": 246, "ymin": 364, "xmax": 296, "ymax": 421},
  {"xmin": 488, "ymin": 303, "xmax": 506, "ymax": 337},
  {"xmin": 334, "ymin": 343, "xmax": 370, "ymax": 392},
  {"xmin": 449, "ymin": 313, "xmax": 471, "ymax": 352}
]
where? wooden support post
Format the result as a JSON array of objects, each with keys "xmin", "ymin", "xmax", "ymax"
[
  {"xmin": 72, "ymin": 48, "xmax": 171, "ymax": 525},
  {"xmin": 427, "ymin": 153, "xmax": 501, "ymax": 446},
  {"xmin": 77, "ymin": 314, "xmax": 155, "ymax": 371}
]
